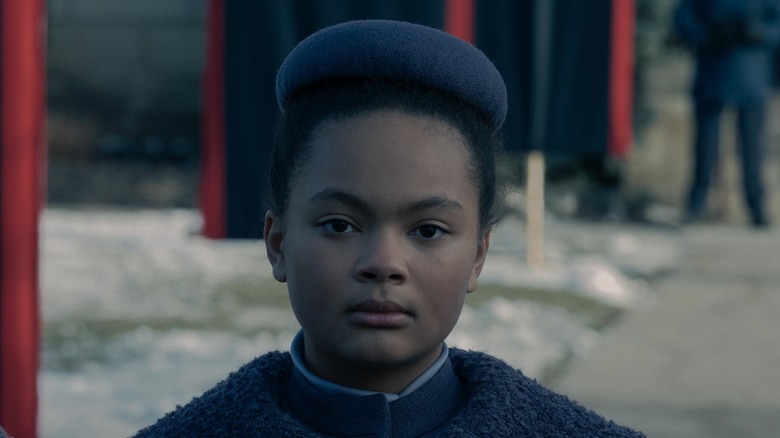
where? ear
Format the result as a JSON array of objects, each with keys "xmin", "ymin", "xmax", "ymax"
[
  {"xmin": 263, "ymin": 210, "xmax": 287, "ymax": 283},
  {"xmin": 467, "ymin": 231, "xmax": 490, "ymax": 293}
]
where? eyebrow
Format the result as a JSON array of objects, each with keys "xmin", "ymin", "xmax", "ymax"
[
  {"xmin": 405, "ymin": 196, "xmax": 463, "ymax": 215},
  {"xmin": 308, "ymin": 188, "xmax": 464, "ymax": 216},
  {"xmin": 308, "ymin": 189, "xmax": 371, "ymax": 214}
]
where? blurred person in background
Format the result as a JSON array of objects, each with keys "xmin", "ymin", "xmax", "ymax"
[{"xmin": 675, "ymin": 0, "xmax": 780, "ymax": 228}]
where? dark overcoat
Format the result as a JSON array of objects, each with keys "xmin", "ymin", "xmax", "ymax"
[
  {"xmin": 675, "ymin": 0, "xmax": 780, "ymax": 104},
  {"xmin": 134, "ymin": 349, "xmax": 644, "ymax": 437}
]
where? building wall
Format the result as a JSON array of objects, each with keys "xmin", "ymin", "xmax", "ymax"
[{"xmin": 47, "ymin": 0, "xmax": 206, "ymax": 162}]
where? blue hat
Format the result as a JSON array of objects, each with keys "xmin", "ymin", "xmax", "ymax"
[{"xmin": 276, "ymin": 20, "xmax": 507, "ymax": 131}]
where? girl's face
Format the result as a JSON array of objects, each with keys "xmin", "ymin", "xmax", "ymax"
[{"xmin": 264, "ymin": 110, "xmax": 488, "ymax": 393}]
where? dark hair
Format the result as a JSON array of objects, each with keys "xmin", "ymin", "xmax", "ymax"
[{"xmin": 267, "ymin": 79, "xmax": 504, "ymax": 231}]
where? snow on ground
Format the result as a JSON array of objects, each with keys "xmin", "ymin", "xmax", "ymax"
[{"xmin": 39, "ymin": 208, "xmax": 680, "ymax": 437}]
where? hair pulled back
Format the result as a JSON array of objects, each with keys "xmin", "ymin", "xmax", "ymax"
[{"xmin": 267, "ymin": 79, "xmax": 504, "ymax": 232}]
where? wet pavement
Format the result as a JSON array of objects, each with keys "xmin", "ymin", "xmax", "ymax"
[{"xmin": 552, "ymin": 224, "xmax": 780, "ymax": 438}]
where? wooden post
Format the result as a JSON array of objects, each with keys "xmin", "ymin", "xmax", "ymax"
[
  {"xmin": 526, "ymin": 151, "xmax": 545, "ymax": 268},
  {"xmin": 527, "ymin": 0, "xmax": 554, "ymax": 268}
]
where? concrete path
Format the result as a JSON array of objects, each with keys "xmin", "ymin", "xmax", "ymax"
[{"xmin": 552, "ymin": 224, "xmax": 780, "ymax": 438}]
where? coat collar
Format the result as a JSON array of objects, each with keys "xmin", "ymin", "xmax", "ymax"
[{"xmin": 284, "ymin": 356, "xmax": 465, "ymax": 437}]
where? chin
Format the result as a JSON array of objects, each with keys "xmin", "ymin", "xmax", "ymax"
[{"xmin": 346, "ymin": 341, "xmax": 438, "ymax": 369}]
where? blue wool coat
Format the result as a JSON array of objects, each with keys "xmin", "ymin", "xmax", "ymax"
[
  {"xmin": 134, "ymin": 349, "xmax": 643, "ymax": 437},
  {"xmin": 675, "ymin": 0, "xmax": 780, "ymax": 104}
]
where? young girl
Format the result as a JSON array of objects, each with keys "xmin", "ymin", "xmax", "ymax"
[{"xmin": 136, "ymin": 20, "xmax": 643, "ymax": 437}]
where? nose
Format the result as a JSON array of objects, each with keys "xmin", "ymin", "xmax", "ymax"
[{"xmin": 354, "ymin": 229, "xmax": 408, "ymax": 284}]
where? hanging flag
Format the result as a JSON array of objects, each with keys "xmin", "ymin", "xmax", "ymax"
[
  {"xmin": 476, "ymin": 0, "xmax": 635, "ymax": 157},
  {"xmin": 199, "ymin": 0, "xmax": 635, "ymax": 237}
]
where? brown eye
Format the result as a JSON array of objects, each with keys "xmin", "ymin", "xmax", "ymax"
[
  {"xmin": 322, "ymin": 219, "xmax": 357, "ymax": 234},
  {"xmin": 331, "ymin": 220, "xmax": 349, "ymax": 232},
  {"xmin": 414, "ymin": 224, "xmax": 445, "ymax": 240}
]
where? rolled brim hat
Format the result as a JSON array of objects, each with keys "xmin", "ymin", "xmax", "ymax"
[{"xmin": 275, "ymin": 19, "xmax": 507, "ymax": 132}]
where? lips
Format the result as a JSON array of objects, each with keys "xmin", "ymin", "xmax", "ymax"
[
  {"xmin": 346, "ymin": 299, "xmax": 412, "ymax": 328},
  {"xmin": 348, "ymin": 299, "xmax": 409, "ymax": 313}
]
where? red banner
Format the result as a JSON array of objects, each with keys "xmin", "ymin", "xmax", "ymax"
[
  {"xmin": 199, "ymin": 0, "xmax": 227, "ymax": 239},
  {"xmin": 0, "ymin": 0, "xmax": 46, "ymax": 436},
  {"xmin": 445, "ymin": 0, "xmax": 475, "ymax": 43},
  {"xmin": 608, "ymin": 0, "xmax": 635, "ymax": 158}
]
